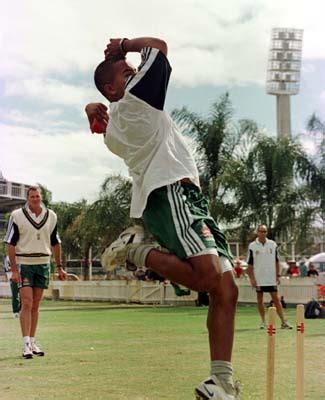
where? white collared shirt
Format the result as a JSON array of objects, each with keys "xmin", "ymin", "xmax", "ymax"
[
  {"xmin": 105, "ymin": 47, "xmax": 199, "ymax": 218},
  {"xmin": 247, "ymin": 238, "xmax": 278, "ymax": 286},
  {"xmin": 26, "ymin": 203, "xmax": 46, "ymax": 224}
]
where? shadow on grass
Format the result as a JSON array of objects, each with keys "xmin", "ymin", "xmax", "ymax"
[
  {"xmin": 235, "ymin": 328, "xmax": 259, "ymax": 333},
  {"xmin": 0, "ymin": 315, "xmax": 20, "ymax": 320},
  {"xmin": 306, "ymin": 333, "xmax": 325, "ymax": 338},
  {"xmin": 0, "ymin": 355, "xmax": 28, "ymax": 362},
  {"xmin": 39, "ymin": 304, "xmax": 161, "ymax": 313}
]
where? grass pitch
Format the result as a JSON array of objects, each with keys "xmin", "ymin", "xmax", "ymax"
[{"xmin": 0, "ymin": 300, "xmax": 323, "ymax": 400}]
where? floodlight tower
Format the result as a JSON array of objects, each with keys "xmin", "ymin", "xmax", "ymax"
[{"xmin": 266, "ymin": 28, "xmax": 303, "ymax": 138}]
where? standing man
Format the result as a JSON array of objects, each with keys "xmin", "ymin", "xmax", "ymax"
[
  {"xmin": 4, "ymin": 186, "xmax": 66, "ymax": 359},
  {"xmin": 85, "ymin": 37, "xmax": 240, "ymax": 399},
  {"xmin": 247, "ymin": 224, "xmax": 292, "ymax": 330}
]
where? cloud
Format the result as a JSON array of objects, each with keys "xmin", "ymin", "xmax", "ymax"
[
  {"xmin": 0, "ymin": 123, "xmax": 127, "ymax": 202},
  {"xmin": 1, "ymin": 0, "xmax": 324, "ymax": 87},
  {"xmin": 0, "ymin": 107, "xmax": 85, "ymax": 133},
  {"xmin": 1, "ymin": 0, "xmax": 325, "ymax": 204},
  {"xmin": 4, "ymin": 79, "xmax": 95, "ymax": 108}
]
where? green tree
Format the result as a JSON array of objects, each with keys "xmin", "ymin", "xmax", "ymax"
[
  {"xmin": 220, "ymin": 134, "xmax": 317, "ymax": 249},
  {"xmin": 52, "ymin": 200, "xmax": 87, "ymax": 260},
  {"xmin": 172, "ymin": 93, "xmax": 259, "ymax": 218},
  {"xmin": 52, "ymin": 175, "xmax": 132, "ymax": 279},
  {"xmin": 38, "ymin": 183, "xmax": 52, "ymax": 207},
  {"xmin": 91, "ymin": 174, "xmax": 133, "ymax": 247},
  {"xmin": 306, "ymin": 114, "xmax": 325, "ymax": 223},
  {"xmin": 79, "ymin": 175, "xmax": 132, "ymax": 279}
]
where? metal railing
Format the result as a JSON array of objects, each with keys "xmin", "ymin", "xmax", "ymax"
[{"xmin": 0, "ymin": 181, "xmax": 28, "ymax": 199}]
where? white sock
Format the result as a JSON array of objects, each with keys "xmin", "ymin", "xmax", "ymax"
[
  {"xmin": 23, "ymin": 336, "xmax": 30, "ymax": 345},
  {"xmin": 30, "ymin": 337, "xmax": 35, "ymax": 344},
  {"xmin": 211, "ymin": 360, "xmax": 234, "ymax": 386}
]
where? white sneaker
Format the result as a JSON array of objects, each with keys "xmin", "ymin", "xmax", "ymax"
[
  {"xmin": 260, "ymin": 321, "xmax": 267, "ymax": 329},
  {"xmin": 101, "ymin": 226, "xmax": 145, "ymax": 271},
  {"xmin": 22, "ymin": 343, "xmax": 33, "ymax": 359},
  {"xmin": 195, "ymin": 375, "xmax": 241, "ymax": 399},
  {"xmin": 281, "ymin": 320, "xmax": 293, "ymax": 329},
  {"xmin": 13, "ymin": 312, "xmax": 19, "ymax": 319},
  {"xmin": 103, "ymin": 242, "xmax": 160, "ymax": 272},
  {"xmin": 31, "ymin": 342, "xmax": 45, "ymax": 356}
]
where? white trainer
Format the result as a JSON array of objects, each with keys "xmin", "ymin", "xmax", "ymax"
[
  {"xmin": 101, "ymin": 226, "xmax": 145, "ymax": 271},
  {"xmin": 281, "ymin": 320, "xmax": 293, "ymax": 329},
  {"xmin": 22, "ymin": 343, "xmax": 33, "ymax": 359},
  {"xmin": 260, "ymin": 321, "xmax": 267, "ymax": 329},
  {"xmin": 31, "ymin": 342, "xmax": 45, "ymax": 356},
  {"xmin": 195, "ymin": 375, "xmax": 241, "ymax": 399}
]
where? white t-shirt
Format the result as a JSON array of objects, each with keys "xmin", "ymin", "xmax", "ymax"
[
  {"xmin": 247, "ymin": 238, "xmax": 278, "ymax": 286},
  {"xmin": 104, "ymin": 47, "xmax": 199, "ymax": 218}
]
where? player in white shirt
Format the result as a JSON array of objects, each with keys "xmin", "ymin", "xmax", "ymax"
[
  {"xmin": 85, "ymin": 37, "xmax": 240, "ymax": 399},
  {"xmin": 4, "ymin": 186, "xmax": 67, "ymax": 358},
  {"xmin": 247, "ymin": 225, "xmax": 292, "ymax": 330},
  {"xmin": 3, "ymin": 256, "xmax": 20, "ymax": 317}
]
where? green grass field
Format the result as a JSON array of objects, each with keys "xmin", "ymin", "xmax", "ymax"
[{"xmin": 0, "ymin": 300, "xmax": 324, "ymax": 400}]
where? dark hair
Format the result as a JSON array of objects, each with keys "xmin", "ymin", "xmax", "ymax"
[
  {"xmin": 94, "ymin": 56, "xmax": 125, "ymax": 97},
  {"xmin": 26, "ymin": 186, "xmax": 41, "ymax": 198}
]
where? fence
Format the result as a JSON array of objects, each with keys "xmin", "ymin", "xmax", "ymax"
[{"xmin": 0, "ymin": 277, "xmax": 319, "ymax": 305}]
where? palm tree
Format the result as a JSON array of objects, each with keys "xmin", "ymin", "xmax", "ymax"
[
  {"xmin": 38, "ymin": 183, "xmax": 52, "ymax": 207},
  {"xmin": 172, "ymin": 93, "xmax": 259, "ymax": 219},
  {"xmin": 52, "ymin": 175, "xmax": 132, "ymax": 279},
  {"xmin": 90, "ymin": 174, "xmax": 133, "ymax": 247},
  {"xmin": 52, "ymin": 200, "xmax": 87, "ymax": 260},
  {"xmin": 306, "ymin": 114, "xmax": 325, "ymax": 223},
  {"xmin": 220, "ymin": 134, "xmax": 317, "ymax": 249}
]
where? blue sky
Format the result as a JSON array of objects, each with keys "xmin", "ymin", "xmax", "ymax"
[{"xmin": 0, "ymin": 0, "xmax": 324, "ymax": 202}]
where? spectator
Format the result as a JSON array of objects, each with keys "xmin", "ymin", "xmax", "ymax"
[
  {"xmin": 307, "ymin": 263, "xmax": 319, "ymax": 277},
  {"xmin": 298, "ymin": 259, "xmax": 308, "ymax": 277},
  {"xmin": 269, "ymin": 295, "xmax": 287, "ymax": 309},
  {"xmin": 233, "ymin": 260, "xmax": 244, "ymax": 278},
  {"xmin": 287, "ymin": 261, "xmax": 300, "ymax": 277}
]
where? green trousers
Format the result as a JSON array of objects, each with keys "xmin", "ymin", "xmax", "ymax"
[{"xmin": 10, "ymin": 280, "xmax": 20, "ymax": 313}]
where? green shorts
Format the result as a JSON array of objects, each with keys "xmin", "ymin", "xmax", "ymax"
[
  {"xmin": 19, "ymin": 264, "xmax": 50, "ymax": 289},
  {"xmin": 143, "ymin": 182, "xmax": 233, "ymax": 262}
]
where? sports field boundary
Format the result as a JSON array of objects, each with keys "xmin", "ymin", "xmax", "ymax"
[{"xmin": 0, "ymin": 278, "xmax": 319, "ymax": 305}]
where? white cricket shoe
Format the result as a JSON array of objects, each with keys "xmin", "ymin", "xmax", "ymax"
[
  {"xmin": 260, "ymin": 321, "xmax": 267, "ymax": 329},
  {"xmin": 195, "ymin": 375, "xmax": 241, "ymax": 399},
  {"xmin": 281, "ymin": 320, "xmax": 293, "ymax": 329},
  {"xmin": 13, "ymin": 312, "xmax": 19, "ymax": 319},
  {"xmin": 31, "ymin": 342, "xmax": 45, "ymax": 356},
  {"xmin": 22, "ymin": 343, "xmax": 33, "ymax": 359},
  {"xmin": 101, "ymin": 226, "xmax": 145, "ymax": 271}
]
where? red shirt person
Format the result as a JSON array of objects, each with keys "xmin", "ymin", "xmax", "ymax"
[{"xmin": 234, "ymin": 260, "xmax": 244, "ymax": 278}]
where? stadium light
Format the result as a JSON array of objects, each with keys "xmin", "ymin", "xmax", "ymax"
[{"xmin": 266, "ymin": 28, "xmax": 303, "ymax": 137}]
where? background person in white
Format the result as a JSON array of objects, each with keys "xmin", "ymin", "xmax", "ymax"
[
  {"xmin": 85, "ymin": 37, "xmax": 240, "ymax": 399},
  {"xmin": 3, "ymin": 255, "xmax": 20, "ymax": 317},
  {"xmin": 4, "ymin": 186, "xmax": 67, "ymax": 358},
  {"xmin": 247, "ymin": 225, "xmax": 292, "ymax": 329}
]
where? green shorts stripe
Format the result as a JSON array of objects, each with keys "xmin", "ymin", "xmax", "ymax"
[
  {"xmin": 174, "ymin": 183, "xmax": 206, "ymax": 253},
  {"xmin": 167, "ymin": 183, "xmax": 205, "ymax": 255},
  {"xmin": 143, "ymin": 182, "xmax": 233, "ymax": 262}
]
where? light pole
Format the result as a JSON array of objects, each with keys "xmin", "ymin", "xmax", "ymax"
[{"xmin": 266, "ymin": 28, "xmax": 303, "ymax": 138}]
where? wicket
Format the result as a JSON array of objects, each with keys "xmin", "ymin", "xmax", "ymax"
[{"xmin": 266, "ymin": 304, "xmax": 305, "ymax": 400}]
